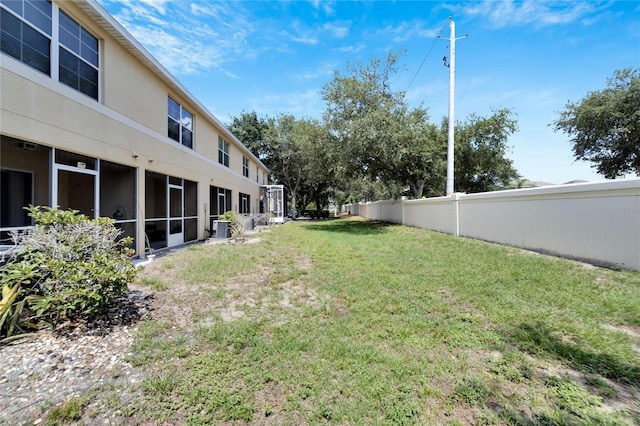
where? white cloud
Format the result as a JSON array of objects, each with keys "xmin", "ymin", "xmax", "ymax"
[
  {"xmin": 336, "ymin": 44, "xmax": 367, "ymax": 54},
  {"xmin": 103, "ymin": 0, "xmax": 258, "ymax": 76},
  {"xmin": 310, "ymin": 0, "xmax": 335, "ymax": 16},
  {"xmin": 250, "ymin": 89, "xmax": 324, "ymax": 118},
  {"xmin": 464, "ymin": 0, "xmax": 595, "ymax": 29},
  {"xmin": 323, "ymin": 20, "xmax": 351, "ymax": 39},
  {"xmin": 296, "ymin": 61, "xmax": 338, "ymax": 80},
  {"xmin": 289, "ymin": 34, "xmax": 320, "ymax": 45},
  {"xmin": 378, "ymin": 20, "xmax": 442, "ymax": 43}
]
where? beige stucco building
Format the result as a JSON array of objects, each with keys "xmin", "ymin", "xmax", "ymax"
[{"xmin": 0, "ymin": 0, "xmax": 269, "ymax": 256}]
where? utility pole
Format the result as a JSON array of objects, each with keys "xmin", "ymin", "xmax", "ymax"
[{"xmin": 440, "ymin": 18, "xmax": 467, "ymax": 195}]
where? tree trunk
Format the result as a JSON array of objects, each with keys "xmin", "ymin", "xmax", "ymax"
[{"xmin": 410, "ymin": 181, "xmax": 425, "ymax": 198}]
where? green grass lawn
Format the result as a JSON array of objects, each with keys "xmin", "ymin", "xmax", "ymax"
[{"xmin": 113, "ymin": 218, "xmax": 639, "ymax": 424}]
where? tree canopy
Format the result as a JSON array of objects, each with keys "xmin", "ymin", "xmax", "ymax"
[
  {"xmin": 228, "ymin": 51, "xmax": 522, "ymax": 210},
  {"xmin": 454, "ymin": 108, "xmax": 520, "ymax": 193},
  {"xmin": 227, "ymin": 111, "xmax": 271, "ymax": 162},
  {"xmin": 552, "ymin": 67, "xmax": 640, "ymax": 179}
]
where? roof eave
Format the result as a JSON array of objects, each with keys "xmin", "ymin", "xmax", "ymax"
[{"xmin": 76, "ymin": 0, "xmax": 268, "ymax": 172}]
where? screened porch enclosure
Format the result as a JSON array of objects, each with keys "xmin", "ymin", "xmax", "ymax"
[
  {"xmin": 1, "ymin": 136, "xmax": 137, "ymax": 250},
  {"xmin": 144, "ymin": 171, "xmax": 197, "ymax": 251}
]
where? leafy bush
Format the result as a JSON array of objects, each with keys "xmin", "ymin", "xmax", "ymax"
[
  {"xmin": 219, "ymin": 211, "xmax": 245, "ymax": 238},
  {"xmin": 0, "ymin": 206, "xmax": 136, "ymax": 341}
]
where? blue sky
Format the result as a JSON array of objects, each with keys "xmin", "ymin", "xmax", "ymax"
[{"xmin": 98, "ymin": 0, "xmax": 639, "ymax": 184}]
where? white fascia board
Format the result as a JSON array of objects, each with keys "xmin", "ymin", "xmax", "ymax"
[{"xmin": 80, "ymin": 0, "xmax": 268, "ymax": 172}]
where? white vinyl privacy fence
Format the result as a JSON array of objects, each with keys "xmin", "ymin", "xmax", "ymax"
[{"xmin": 346, "ymin": 179, "xmax": 640, "ymax": 270}]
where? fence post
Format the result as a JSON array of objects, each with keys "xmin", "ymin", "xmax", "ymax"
[{"xmin": 453, "ymin": 193, "xmax": 461, "ymax": 236}]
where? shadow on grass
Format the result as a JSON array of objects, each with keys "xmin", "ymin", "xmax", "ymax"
[
  {"xmin": 301, "ymin": 218, "xmax": 392, "ymax": 235},
  {"xmin": 508, "ymin": 322, "xmax": 640, "ymax": 387}
]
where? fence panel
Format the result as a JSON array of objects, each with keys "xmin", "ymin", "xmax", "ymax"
[{"xmin": 346, "ymin": 179, "xmax": 640, "ymax": 270}]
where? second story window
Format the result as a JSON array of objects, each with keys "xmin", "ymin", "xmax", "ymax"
[
  {"xmin": 168, "ymin": 97, "xmax": 193, "ymax": 149},
  {"xmin": 242, "ymin": 156, "xmax": 249, "ymax": 178},
  {"xmin": 218, "ymin": 137, "xmax": 229, "ymax": 167},
  {"xmin": 1, "ymin": 0, "xmax": 101, "ymax": 101},
  {"xmin": 58, "ymin": 10, "xmax": 99, "ymax": 100},
  {"xmin": 0, "ymin": 0, "xmax": 52, "ymax": 75}
]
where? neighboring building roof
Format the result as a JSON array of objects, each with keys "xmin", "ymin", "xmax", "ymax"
[{"xmin": 76, "ymin": 0, "xmax": 268, "ymax": 172}]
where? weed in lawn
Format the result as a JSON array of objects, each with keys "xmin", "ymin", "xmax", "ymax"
[
  {"xmin": 141, "ymin": 372, "xmax": 180, "ymax": 395},
  {"xmin": 138, "ymin": 276, "xmax": 167, "ymax": 291},
  {"xmin": 46, "ymin": 394, "xmax": 92, "ymax": 424},
  {"xmin": 454, "ymin": 377, "xmax": 491, "ymax": 405},
  {"xmin": 510, "ymin": 321, "xmax": 640, "ymax": 386},
  {"xmin": 585, "ymin": 376, "xmax": 618, "ymax": 398},
  {"xmin": 489, "ymin": 351, "xmax": 533, "ymax": 382},
  {"xmin": 539, "ymin": 375, "xmax": 629, "ymax": 424}
]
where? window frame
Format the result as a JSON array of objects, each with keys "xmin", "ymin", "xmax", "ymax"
[
  {"xmin": 167, "ymin": 96, "xmax": 194, "ymax": 149},
  {"xmin": 58, "ymin": 8, "xmax": 99, "ymax": 100},
  {"xmin": 218, "ymin": 137, "xmax": 229, "ymax": 167},
  {"xmin": 239, "ymin": 192, "xmax": 250, "ymax": 215},
  {"xmin": 242, "ymin": 156, "xmax": 249, "ymax": 178},
  {"xmin": 0, "ymin": 0, "xmax": 101, "ymax": 101}
]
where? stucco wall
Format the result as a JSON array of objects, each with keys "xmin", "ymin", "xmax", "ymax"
[
  {"xmin": 404, "ymin": 196, "xmax": 458, "ymax": 234},
  {"xmin": 347, "ymin": 179, "xmax": 640, "ymax": 270},
  {"xmin": 1, "ymin": 0, "xmax": 268, "ymax": 256}
]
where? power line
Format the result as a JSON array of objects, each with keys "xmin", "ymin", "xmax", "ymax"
[{"xmin": 404, "ymin": 18, "xmax": 450, "ymax": 95}]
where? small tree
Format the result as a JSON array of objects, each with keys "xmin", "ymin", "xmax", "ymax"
[
  {"xmin": 552, "ymin": 68, "xmax": 640, "ymax": 178},
  {"xmin": 0, "ymin": 206, "xmax": 136, "ymax": 339}
]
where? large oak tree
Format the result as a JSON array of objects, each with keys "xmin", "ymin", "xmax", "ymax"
[{"xmin": 553, "ymin": 68, "xmax": 640, "ymax": 178}]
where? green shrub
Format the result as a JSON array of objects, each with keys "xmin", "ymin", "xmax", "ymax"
[
  {"xmin": 0, "ymin": 206, "xmax": 136, "ymax": 339},
  {"xmin": 219, "ymin": 211, "xmax": 245, "ymax": 238}
]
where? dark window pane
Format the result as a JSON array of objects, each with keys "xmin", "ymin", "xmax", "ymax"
[
  {"xmin": 182, "ymin": 128, "xmax": 192, "ymax": 148},
  {"xmin": 168, "ymin": 97, "xmax": 180, "ymax": 120},
  {"xmin": 22, "ymin": 21, "xmax": 48, "ymax": 53},
  {"xmin": 29, "ymin": 0, "xmax": 51, "ymax": 17},
  {"xmin": 78, "ymin": 60, "xmax": 98, "ymax": 99},
  {"xmin": 24, "ymin": 0, "xmax": 51, "ymax": 35},
  {"xmin": 23, "ymin": 24, "xmax": 50, "ymax": 74},
  {"xmin": 80, "ymin": 27, "xmax": 98, "ymax": 66},
  {"xmin": 168, "ymin": 118, "xmax": 180, "ymax": 141},
  {"xmin": 59, "ymin": 47, "xmax": 78, "ymax": 88},
  {"xmin": 58, "ymin": 10, "xmax": 79, "ymax": 44},
  {"xmin": 1, "ymin": 7, "xmax": 21, "ymax": 34},
  {"xmin": 59, "ymin": 47, "xmax": 98, "ymax": 100},
  {"xmin": 80, "ymin": 27, "xmax": 97, "ymax": 50},
  {"xmin": 0, "ymin": 8, "xmax": 50, "ymax": 75},
  {"xmin": 59, "ymin": 25, "xmax": 78, "ymax": 52},
  {"xmin": 1, "ymin": 10, "xmax": 22, "ymax": 59},
  {"xmin": 0, "ymin": 31, "xmax": 21, "ymax": 59},
  {"xmin": 22, "ymin": 39, "xmax": 50, "ymax": 74},
  {"xmin": 2, "ymin": 0, "xmax": 23, "ymax": 15},
  {"xmin": 80, "ymin": 41, "xmax": 98, "ymax": 66}
]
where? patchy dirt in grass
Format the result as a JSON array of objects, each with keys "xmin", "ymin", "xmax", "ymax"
[
  {"xmin": 253, "ymin": 382, "xmax": 301, "ymax": 425},
  {"xmin": 139, "ymin": 243, "xmax": 319, "ymax": 330},
  {"xmin": 603, "ymin": 323, "xmax": 640, "ymax": 339}
]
